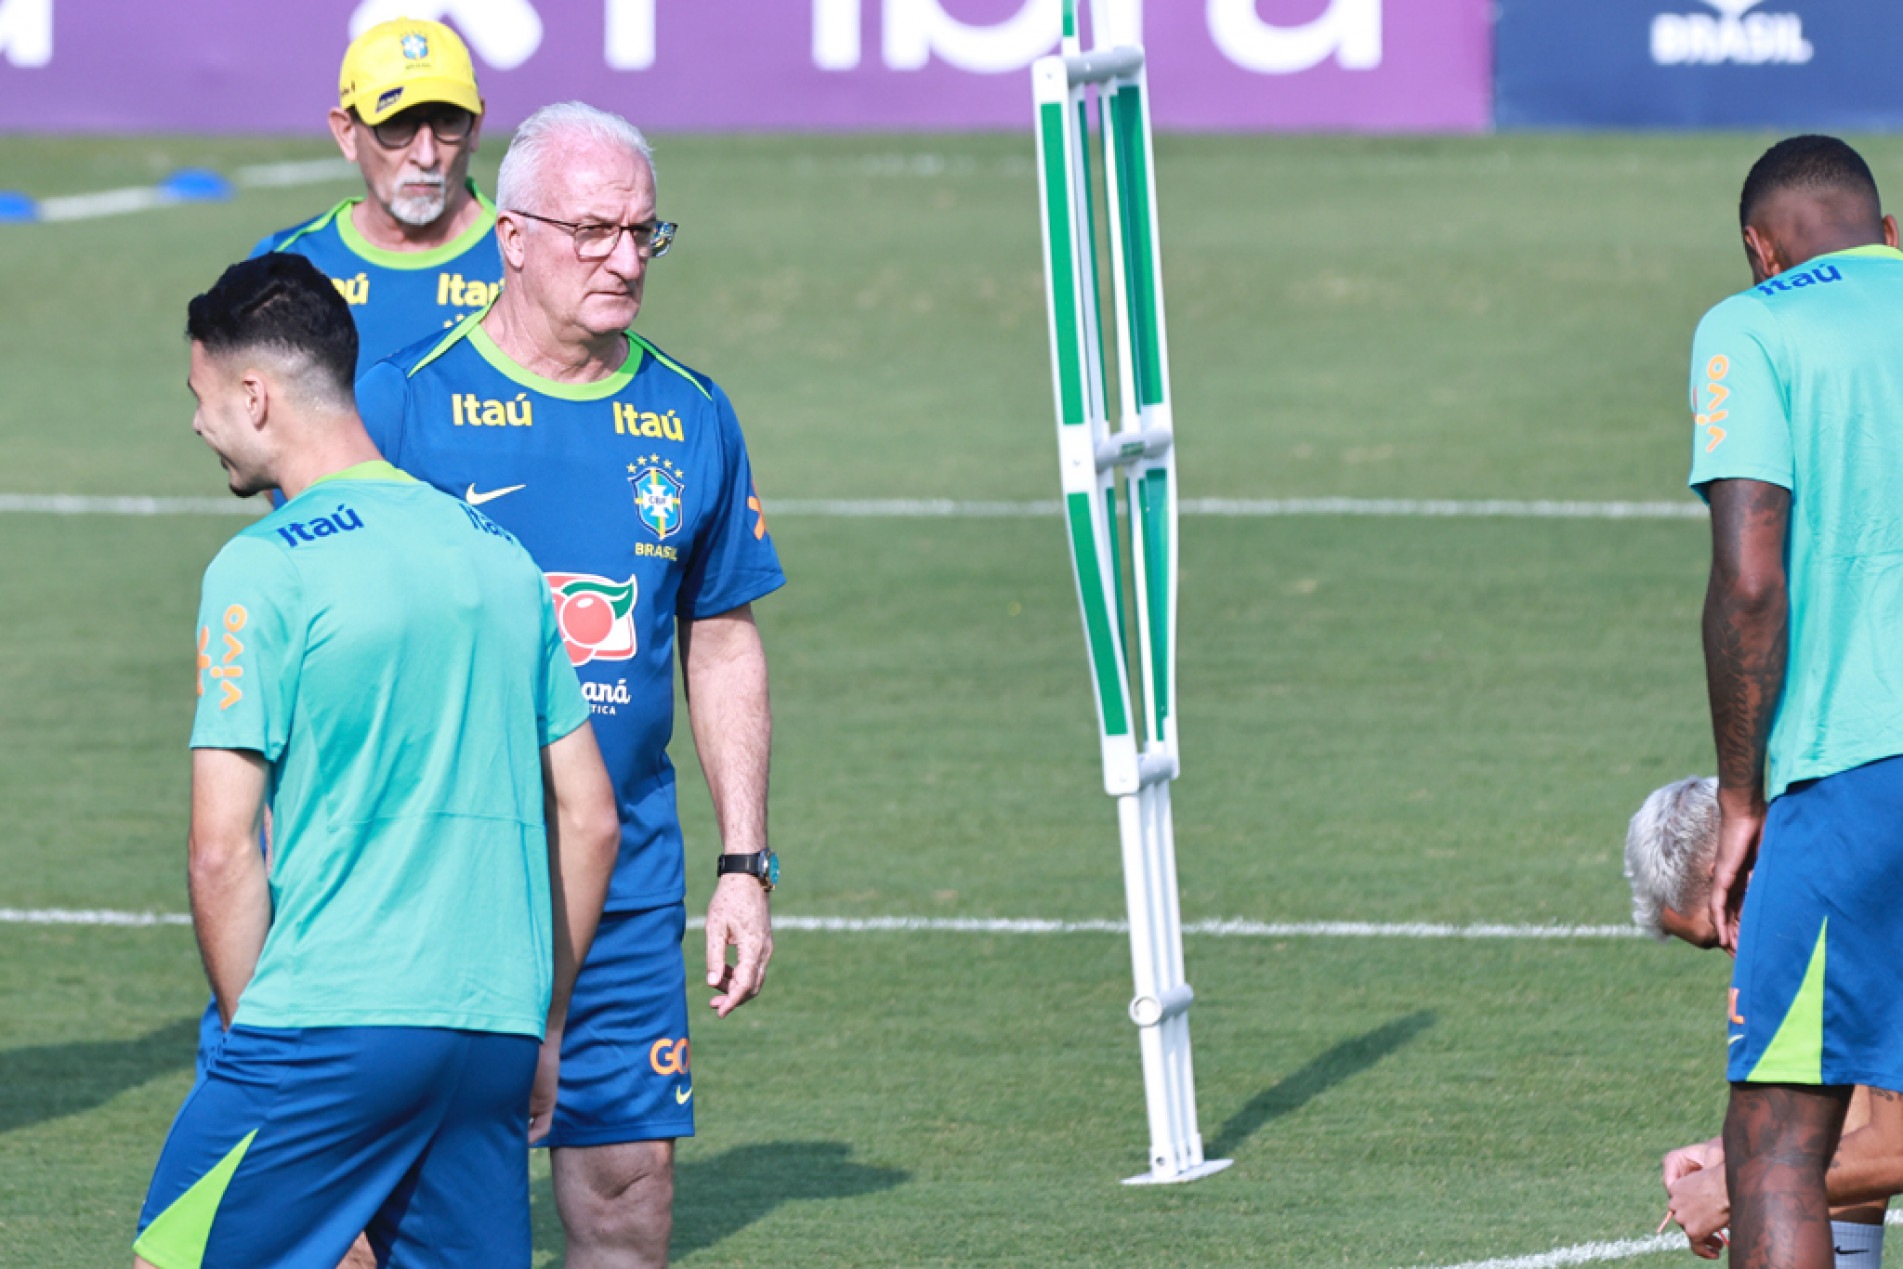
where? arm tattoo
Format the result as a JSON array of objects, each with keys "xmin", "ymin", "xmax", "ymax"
[{"xmin": 1703, "ymin": 480, "xmax": 1790, "ymax": 796}]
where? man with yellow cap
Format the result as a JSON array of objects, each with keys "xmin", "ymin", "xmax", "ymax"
[{"xmin": 251, "ymin": 17, "xmax": 502, "ymax": 375}]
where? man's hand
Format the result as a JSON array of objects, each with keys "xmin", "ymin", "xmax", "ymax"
[
  {"xmin": 1709, "ymin": 790, "xmax": 1766, "ymax": 954},
  {"xmin": 529, "ymin": 1028, "xmax": 562, "ymax": 1144},
  {"xmin": 705, "ymin": 872, "xmax": 772, "ymax": 1018},
  {"xmin": 1664, "ymin": 1163, "xmax": 1729, "ymax": 1259},
  {"xmin": 1663, "ymin": 1136, "xmax": 1725, "ymax": 1187},
  {"xmin": 1660, "ymin": 1137, "xmax": 1729, "ymax": 1258}
]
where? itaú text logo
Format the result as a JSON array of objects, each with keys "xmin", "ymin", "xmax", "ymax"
[{"xmin": 1652, "ymin": 0, "xmax": 1812, "ymax": 66}]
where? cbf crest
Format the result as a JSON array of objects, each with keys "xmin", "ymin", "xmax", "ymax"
[
  {"xmin": 629, "ymin": 459, "xmax": 685, "ymax": 540},
  {"xmin": 401, "ymin": 33, "xmax": 429, "ymax": 59}
]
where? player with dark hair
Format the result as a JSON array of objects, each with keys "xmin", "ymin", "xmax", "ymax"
[
  {"xmin": 1691, "ymin": 135, "xmax": 1903, "ymax": 1268},
  {"xmin": 255, "ymin": 18, "xmax": 501, "ymax": 373},
  {"xmin": 186, "ymin": 253, "xmax": 362, "ymax": 389},
  {"xmin": 133, "ymin": 254, "xmax": 619, "ymax": 1268},
  {"xmin": 1738, "ymin": 134, "xmax": 1881, "ymax": 234},
  {"xmin": 196, "ymin": 18, "xmax": 506, "ymax": 1115}
]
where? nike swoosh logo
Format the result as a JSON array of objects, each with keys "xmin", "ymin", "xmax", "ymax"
[
  {"xmin": 1834, "ymin": 1248, "xmax": 1867, "ymax": 1257},
  {"xmin": 675, "ymin": 1084, "xmax": 692, "ymax": 1104},
  {"xmin": 1728, "ymin": 1034, "xmax": 1745, "ymax": 1046},
  {"xmin": 466, "ymin": 483, "xmax": 526, "ymax": 506}
]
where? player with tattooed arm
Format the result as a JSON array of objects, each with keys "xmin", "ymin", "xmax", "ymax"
[{"xmin": 1691, "ymin": 135, "xmax": 1903, "ymax": 1269}]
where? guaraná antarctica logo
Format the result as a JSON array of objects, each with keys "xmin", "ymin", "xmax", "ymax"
[{"xmin": 546, "ymin": 571, "xmax": 638, "ymax": 667}]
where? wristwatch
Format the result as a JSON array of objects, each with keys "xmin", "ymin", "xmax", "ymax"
[{"xmin": 716, "ymin": 848, "xmax": 778, "ymax": 892}]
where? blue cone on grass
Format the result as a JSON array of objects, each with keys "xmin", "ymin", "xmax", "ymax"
[{"xmin": 161, "ymin": 169, "xmax": 233, "ymax": 203}]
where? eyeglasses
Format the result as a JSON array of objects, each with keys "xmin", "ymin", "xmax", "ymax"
[
  {"xmin": 508, "ymin": 211, "xmax": 677, "ymax": 262},
  {"xmin": 363, "ymin": 106, "xmax": 475, "ymax": 150}
]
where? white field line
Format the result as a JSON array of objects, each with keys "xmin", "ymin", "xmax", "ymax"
[
  {"xmin": 0, "ymin": 909, "xmax": 1638, "ymax": 940},
  {"xmin": 24, "ymin": 159, "xmax": 356, "ymax": 224},
  {"xmin": 0, "ymin": 495, "xmax": 1705, "ymax": 522},
  {"xmin": 765, "ymin": 916, "xmax": 1641, "ymax": 939},
  {"xmin": 0, "ymin": 908, "xmax": 191, "ymax": 927},
  {"xmin": 0, "ymin": 905, "xmax": 1848, "ymax": 1269},
  {"xmin": 233, "ymin": 159, "xmax": 358, "ymax": 189},
  {"xmin": 773, "ymin": 497, "xmax": 1705, "ymax": 520},
  {"xmin": 1179, "ymin": 497, "xmax": 1705, "ymax": 520},
  {"xmin": 37, "ymin": 186, "xmax": 177, "ymax": 221},
  {"xmin": 0, "ymin": 493, "xmax": 263, "ymax": 516},
  {"xmin": 1412, "ymin": 1209, "xmax": 1903, "ymax": 1269},
  {"xmin": 26, "ymin": 153, "xmax": 1002, "ymax": 222},
  {"xmin": 1409, "ymin": 1233, "xmax": 1681, "ymax": 1269}
]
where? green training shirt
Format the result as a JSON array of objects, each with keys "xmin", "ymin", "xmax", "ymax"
[
  {"xmin": 189, "ymin": 461, "xmax": 589, "ymax": 1037},
  {"xmin": 1689, "ymin": 244, "xmax": 1903, "ymax": 799}
]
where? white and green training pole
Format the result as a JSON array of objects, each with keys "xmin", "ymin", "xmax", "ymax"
[{"xmin": 1031, "ymin": 0, "xmax": 1231, "ymax": 1187}]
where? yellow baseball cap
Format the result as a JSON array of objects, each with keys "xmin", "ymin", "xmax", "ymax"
[{"xmin": 338, "ymin": 18, "xmax": 482, "ymax": 126}]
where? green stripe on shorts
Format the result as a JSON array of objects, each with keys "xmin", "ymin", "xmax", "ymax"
[
  {"xmin": 132, "ymin": 1129, "xmax": 258, "ymax": 1269},
  {"xmin": 1747, "ymin": 921, "xmax": 1827, "ymax": 1085}
]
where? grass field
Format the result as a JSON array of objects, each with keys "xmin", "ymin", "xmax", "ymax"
[{"xmin": 2, "ymin": 127, "xmax": 1888, "ymax": 1266}]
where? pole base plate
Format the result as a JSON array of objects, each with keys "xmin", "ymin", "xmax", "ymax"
[{"xmin": 1121, "ymin": 1157, "xmax": 1233, "ymax": 1186}]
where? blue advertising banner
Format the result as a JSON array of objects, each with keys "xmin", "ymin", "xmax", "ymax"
[{"xmin": 1497, "ymin": 0, "xmax": 1903, "ymax": 130}]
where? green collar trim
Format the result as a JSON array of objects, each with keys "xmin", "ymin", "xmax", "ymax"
[
  {"xmin": 273, "ymin": 199, "xmax": 350, "ymax": 253},
  {"xmin": 333, "ymin": 182, "xmax": 496, "ymax": 271},
  {"xmin": 409, "ymin": 303, "xmax": 490, "ymax": 378},
  {"xmin": 628, "ymin": 331, "xmax": 713, "ymax": 402},
  {"xmin": 467, "ymin": 322, "xmax": 643, "ymax": 400},
  {"xmin": 1826, "ymin": 244, "xmax": 1903, "ymax": 262},
  {"xmin": 308, "ymin": 459, "xmax": 415, "ymax": 488}
]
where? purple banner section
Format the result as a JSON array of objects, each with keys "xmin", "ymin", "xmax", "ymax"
[{"xmin": 0, "ymin": 1, "xmax": 1491, "ymax": 134}]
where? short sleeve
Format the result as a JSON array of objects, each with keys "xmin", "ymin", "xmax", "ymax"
[
  {"xmin": 537, "ymin": 582, "xmax": 591, "ymax": 746},
  {"xmin": 678, "ymin": 384, "xmax": 786, "ymax": 620},
  {"xmin": 247, "ymin": 228, "xmax": 291, "ymax": 260},
  {"xmin": 1688, "ymin": 295, "xmax": 1794, "ymax": 495},
  {"xmin": 190, "ymin": 535, "xmax": 305, "ymax": 759},
  {"xmin": 355, "ymin": 360, "xmax": 411, "ymax": 467}
]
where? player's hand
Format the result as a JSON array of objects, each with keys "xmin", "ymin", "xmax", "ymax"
[
  {"xmin": 1662, "ymin": 1136, "xmax": 1724, "ymax": 1187},
  {"xmin": 528, "ymin": 1029, "xmax": 562, "ymax": 1144},
  {"xmin": 1664, "ymin": 1163, "xmax": 1730, "ymax": 1258},
  {"xmin": 1708, "ymin": 788, "xmax": 1766, "ymax": 955},
  {"xmin": 705, "ymin": 872, "xmax": 772, "ymax": 1018}
]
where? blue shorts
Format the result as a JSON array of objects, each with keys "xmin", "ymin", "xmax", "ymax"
[
  {"xmin": 1729, "ymin": 753, "xmax": 1903, "ymax": 1090},
  {"xmin": 540, "ymin": 904, "xmax": 694, "ymax": 1148},
  {"xmin": 196, "ymin": 998, "xmax": 222, "ymax": 1079},
  {"xmin": 137, "ymin": 1025, "xmax": 538, "ymax": 1269}
]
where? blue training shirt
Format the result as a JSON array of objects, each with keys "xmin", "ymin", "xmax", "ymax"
[
  {"xmin": 359, "ymin": 312, "xmax": 785, "ymax": 911},
  {"xmin": 1689, "ymin": 244, "xmax": 1903, "ymax": 799},
  {"xmin": 252, "ymin": 183, "xmax": 502, "ymax": 376}
]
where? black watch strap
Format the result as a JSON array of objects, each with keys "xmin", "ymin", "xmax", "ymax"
[{"xmin": 717, "ymin": 849, "xmax": 778, "ymax": 891}]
